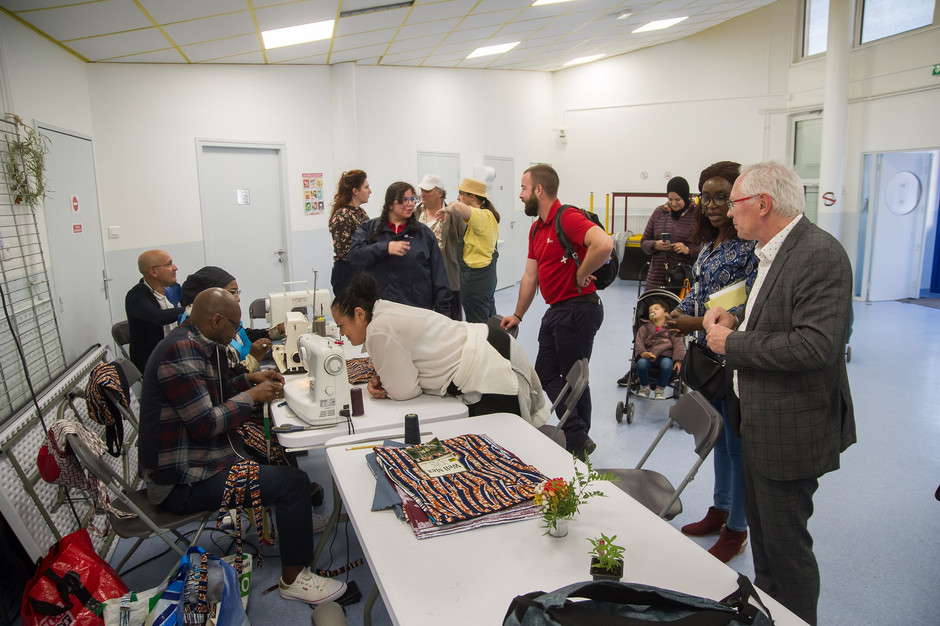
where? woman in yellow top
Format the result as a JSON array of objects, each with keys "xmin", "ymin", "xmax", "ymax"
[{"xmin": 444, "ymin": 178, "xmax": 500, "ymax": 323}]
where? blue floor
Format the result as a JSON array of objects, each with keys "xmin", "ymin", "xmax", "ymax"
[{"xmin": 109, "ymin": 278, "xmax": 940, "ymax": 625}]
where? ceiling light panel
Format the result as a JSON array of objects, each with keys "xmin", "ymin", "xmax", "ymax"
[
  {"xmin": 262, "ymin": 21, "xmax": 335, "ymax": 49},
  {"xmin": 466, "ymin": 41, "xmax": 520, "ymax": 58},
  {"xmin": 632, "ymin": 16, "xmax": 689, "ymax": 32}
]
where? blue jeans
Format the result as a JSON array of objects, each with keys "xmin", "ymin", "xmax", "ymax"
[
  {"xmin": 635, "ymin": 357, "xmax": 673, "ymax": 388},
  {"xmin": 536, "ymin": 299, "xmax": 604, "ymax": 452},
  {"xmin": 712, "ymin": 397, "xmax": 747, "ymax": 532}
]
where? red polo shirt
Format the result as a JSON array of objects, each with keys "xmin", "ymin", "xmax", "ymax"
[{"xmin": 528, "ymin": 200, "xmax": 597, "ymax": 305}]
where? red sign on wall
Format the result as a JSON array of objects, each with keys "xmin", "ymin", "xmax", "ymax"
[
  {"xmin": 71, "ymin": 195, "xmax": 80, "ymax": 212},
  {"xmin": 72, "ymin": 224, "xmax": 83, "ymax": 234}
]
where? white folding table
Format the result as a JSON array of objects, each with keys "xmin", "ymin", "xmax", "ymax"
[{"xmin": 325, "ymin": 413, "xmax": 807, "ymax": 626}]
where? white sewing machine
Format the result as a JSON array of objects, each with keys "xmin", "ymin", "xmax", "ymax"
[
  {"xmin": 265, "ymin": 282, "xmax": 331, "ymax": 328},
  {"xmin": 282, "ymin": 334, "xmax": 352, "ymax": 426}
]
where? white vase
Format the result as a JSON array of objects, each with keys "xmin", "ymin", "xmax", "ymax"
[{"xmin": 549, "ymin": 518, "xmax": 569, "ymax": 538}]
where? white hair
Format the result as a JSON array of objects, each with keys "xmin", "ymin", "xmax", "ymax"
[{"xmin": 738, "ymin": 161, "xmax": 805, "ymax": 219}]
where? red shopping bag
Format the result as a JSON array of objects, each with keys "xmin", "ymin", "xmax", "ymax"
[{"xmin": 22, "ymin": 528, "xmax": 128, "ymax": 626}]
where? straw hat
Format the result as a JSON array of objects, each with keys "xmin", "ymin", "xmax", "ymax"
[{"xmin": 455, "ymin": 178, "xmax": 488, "ymax": 198}]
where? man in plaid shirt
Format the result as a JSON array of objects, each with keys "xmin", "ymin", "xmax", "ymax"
[{"xmin": 139, "ymin": 288, "xmax": 347, "ymax": 605}]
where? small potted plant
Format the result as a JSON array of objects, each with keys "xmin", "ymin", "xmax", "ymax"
[
  {"xmin": 587, "ymin": 532, "xmax": 625, "ymax": 581},
  {"xmin": 533, "ymin": 456, "xmax": 612, "ymax": 537}
]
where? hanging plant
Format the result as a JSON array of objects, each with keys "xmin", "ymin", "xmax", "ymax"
[{"xmin": 3, "ymin": 114, "xmax": 50, "ymax": 209}]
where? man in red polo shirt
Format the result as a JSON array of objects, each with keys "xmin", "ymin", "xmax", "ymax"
[{"xmin": 501, "ymin": 164, "xmax": 613, "ymax": 457}]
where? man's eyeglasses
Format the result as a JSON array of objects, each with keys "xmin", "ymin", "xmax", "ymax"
[
  {"xmin": 151, "ymin": 261, "xmax": 175, "ymax": 270},
  {"xmin": 727, "ymin": 194, "xmax": 761, "ymax": 210},
  {"xmin": 218, "ymin": 314, "xmax": 242, "ymax": 330},
  {"xmin": 400, "ymin": 196, "xmax": 417, "ymax": 204},
  {"xmin": 699, "ymin": 195, "xmax": 730, "ymax": 211}
]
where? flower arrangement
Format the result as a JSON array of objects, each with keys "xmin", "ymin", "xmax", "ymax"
[
  {"xmin": 533, "ymin": 456, "xmax": 612, "ymax": 535},
  {"xmin": 587, "ymin": 532, "xmax": 625, "ymax": 576}
]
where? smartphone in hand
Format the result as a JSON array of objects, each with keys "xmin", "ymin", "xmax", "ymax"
[{"xmin": 661, "ymin": 232, "xmax": 672, "ymax": 243}]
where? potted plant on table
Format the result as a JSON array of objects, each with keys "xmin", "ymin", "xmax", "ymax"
[
  {"xmin": 533, "ymin": 456, "xmax": 612, "ymax": 537},
  {"xmin": 587, "ymin": 532, "xmax": 625, "ymax": 581}
]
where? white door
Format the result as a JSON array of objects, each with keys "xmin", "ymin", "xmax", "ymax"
[
  {"xmin": 197, "ymin": 143, "xmax": 288, "ymax": 323},
  {"xmin": 483, "ymin": 156, "xmax": 519, "ymax": 290},
  {"xmin": 864, "ymin": 151, "xmax": 933, "ymax": 301},
  {"xmin": 38, "ymin": 125, "xmax": 114, "ymax": 364}
]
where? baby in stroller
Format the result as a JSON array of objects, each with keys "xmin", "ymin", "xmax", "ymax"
[{"xmin": 633, "ymin": 299, "xmax": 685, "ymax": 399}]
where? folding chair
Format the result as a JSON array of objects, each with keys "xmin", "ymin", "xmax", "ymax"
[
  {"xmin": 248, "ymin": 298, "xmax": 267, "ymax": 329},
  {"xmin": 538, "ymin": 358, "xmax": 589, "ymax": 448},
  {"xmin": 65, "ymin": 433, "xmax": 211, "ymax": 574},
  {"xmin": 598, "ymin": 390, "xmax": 722, "ymax": 520},
  {"xmin": 111, "ymin": 321, "xmax": 130, "ymax": 360}
]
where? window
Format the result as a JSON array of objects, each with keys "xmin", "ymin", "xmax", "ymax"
[
  {"xmin": 793, "ymin": 117, "xmax": 823, "ymax": 222},
  {"xmin": 803, "ymin": 0, "xmax": 830, "ymax": 56},
  {"xmin": 0, "ymin": 117, "xmax": 67, "ymax": 427},
  {"xmin": 860, "ymin": 0, "xmax": 934, "ymax": 43}
]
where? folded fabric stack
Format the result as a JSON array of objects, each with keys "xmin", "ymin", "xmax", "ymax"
[{"xmin": 373, "ymin": 433, "xmax": 548, "ymax": 539}]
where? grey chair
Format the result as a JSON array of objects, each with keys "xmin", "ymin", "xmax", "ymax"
[
  {"xmin": 65, "ymin": 433, "xmax": 211, "ymax": 574},
  {"xmin": 538, "ymin": 358, "xmax": 589, "ymax": 449},
  {"xmin": 248, "ymin": 298, "xmax": 267, "ymax": 329},
  {"xmin": 311, "ymin": 601, "xmax": 348, "ymax": 626},
  {"xmin": 111, "ymin": 321, "xmax": 130, "ymax": 359},
  {"xmin": 598, "ymin": 390, "xmax": 722, "ymax": 520}
]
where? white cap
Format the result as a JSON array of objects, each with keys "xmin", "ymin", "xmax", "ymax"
[{"xmin": 418, "ymin": 174, "xmax": 445, "ymax": 191}]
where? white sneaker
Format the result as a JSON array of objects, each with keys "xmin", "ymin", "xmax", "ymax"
[
  {"xmin": 312, "ymin": 513, "xmax": 329, "ymax": 533},
  {"xmin": 654, "ymin": 388, "xmax": 665, "ymax": 400},
  {"xmin": 279, "ymin": 567, "xmax": 346, "ymax": 604},
  {"xmin": 636, "ymin": 386, "xmax": 650, "ymax": 398}
]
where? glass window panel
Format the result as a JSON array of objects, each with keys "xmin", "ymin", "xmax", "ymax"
[
  {"xmin": 861, "ymin": 0, "xmax": 934, "ymax": 43},
  {"xmin": 794, "ymin": 118, "xmax": 823, "ymax": 180},
  {"xmin": 803, "ymin": 186, "xmax": 819, "ymax": 223},
  {"xmin": 804, "ymin": 0, "xmax": 830, "ymax": 56}
]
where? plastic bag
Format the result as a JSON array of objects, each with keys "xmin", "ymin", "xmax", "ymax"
[
  {"xmin": 22, "ymin": 528, "xmax": 129, "ymax": 626},
  {"xmin": 148, "ymin": 547, "xmax": 248, "ymax": 626}
]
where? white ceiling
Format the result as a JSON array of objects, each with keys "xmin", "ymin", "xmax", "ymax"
[{"xmin": 0, "ymin": 0, "xmax": 776, "ymax": 72}]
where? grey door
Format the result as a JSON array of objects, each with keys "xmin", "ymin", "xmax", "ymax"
[{"xmin": 39, "ymin": 125, "xmax": 113, "ymax": 364}]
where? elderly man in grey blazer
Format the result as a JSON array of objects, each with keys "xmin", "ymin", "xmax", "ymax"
[{"xmin": 703, "ymin": 161, "xmax": 856, "ymax": 625}]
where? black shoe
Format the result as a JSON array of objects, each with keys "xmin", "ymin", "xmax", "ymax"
[
  {"xmin": 572, "ymin": 437, "xmax": 597, "ymax": 461},
  {"xmin": 311, "ymin": 481, "xmax": 324, "ymax": 507},
  {"xmin": 617, "ymin": 374, "xmax": 631, "ymax": 387}
]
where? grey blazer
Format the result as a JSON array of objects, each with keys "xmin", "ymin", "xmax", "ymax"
[{"xmin": 726, "ymin": 217, "xmax": 856, "ymax": 481}]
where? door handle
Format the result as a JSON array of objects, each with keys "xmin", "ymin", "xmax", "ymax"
[
  {"xmin": 102, "ymin": 270, "xmax": 112, "ymax": 300},
  {"xmin": 275, "ymin": 249, "xmax": 286, "ymax": 264}
]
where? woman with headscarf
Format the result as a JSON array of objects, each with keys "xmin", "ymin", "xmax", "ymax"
[
  {"xmin": 179, "ymin": 266, "xmax": 283, "ymax": 374},
  {"xmin": 347, "ymin": 181, "xmax": 451, "ymax": 316},
  {"xmin": 666, "ymin": 161, "xmax": 758, "ymax": 563},
  {"xmin": 444, "ymin": 177, "xmax": 500, "ymax": 323},
  {"xmin": 639, "ymin": 176, "xmax": 701, "ymax": 292},
  {"xmin": 329, "ymin": 169, "xmax": 372, "ymax": 294}
]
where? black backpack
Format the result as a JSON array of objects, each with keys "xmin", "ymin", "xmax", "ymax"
[{"xmin": 533, "ymin": 205, "xmax": 618, "ymax": 290}]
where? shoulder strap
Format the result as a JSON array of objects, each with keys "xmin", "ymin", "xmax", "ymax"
[{"xmin": 554, "ymin": 204, "xmax": 581, "ymax": 267}]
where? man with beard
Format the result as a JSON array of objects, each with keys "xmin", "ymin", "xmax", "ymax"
[{"xmin": 501, "ymin": 164, "xmax": 612, "ymax": 457}]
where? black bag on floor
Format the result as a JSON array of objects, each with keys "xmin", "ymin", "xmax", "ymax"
[{"xmin": 503, "ymin": 575, "xmax": 773, "ymax": 625}]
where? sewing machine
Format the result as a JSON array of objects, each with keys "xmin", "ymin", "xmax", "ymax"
[
  {"xmin": 282, "ymin": 334, "xmax": 351, "ymax": 426},
  {"xmin": 264, "ymin": 282, "xmax": 331, "ymax": 328}
]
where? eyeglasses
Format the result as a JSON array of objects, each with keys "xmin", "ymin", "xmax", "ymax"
[
  {"xmin": 218, "ymin": 314, "xmax": 242, "ymax": 330},
  {"xmin": 727, "ymin": 194, "xmax": 761, "ymax": 210},
  {"xmin": 151, "ymin": 261, "xmax": 175, "ymax": 270},
  {"xmin": 227, "ymin": 289, "xmax": 241, "ymax": 297},
  {"xmin": 399, "ymin": 196, "xmax": 417, "ymax": 204},
  {"xmin": 699, "ymin": 194, "xmax": 730, "ymax": 210}
]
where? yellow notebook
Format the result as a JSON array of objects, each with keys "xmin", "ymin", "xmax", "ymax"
[{"xmin": 705, "ymin": 281, "xmax": 747, "ymax": 310}]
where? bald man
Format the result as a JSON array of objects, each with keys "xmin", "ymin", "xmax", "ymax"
[
  {"xmin": 125, "ymin": 249, "xmax": 184, "ymax": 372},
  {"xmin": 139, "ymin": 289, "xmax": 346, "ymax": 605}
]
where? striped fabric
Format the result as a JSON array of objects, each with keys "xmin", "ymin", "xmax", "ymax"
[{"xmin": 374, "ymin": 434, "xmax": 548, "ymax": 526}]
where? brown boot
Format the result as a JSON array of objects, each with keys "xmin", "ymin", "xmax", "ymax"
[
  {"xmin": 708, "ymin": 527, "xmax": 748, "ymax": 563},
  {"xmin": 680, "ymin": 506, "xmax": 728, "ymax": 536}
]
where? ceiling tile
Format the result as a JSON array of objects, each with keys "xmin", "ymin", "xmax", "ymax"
[
  {"xmin": 254, "ymin": 0, "xmax": 336, "ymax": 31},
  {"xmin": 29, "ymin": 0, "xmax": 151, "ymax": 41},
  {"xmin": 202, "ymin": 50, "xmax": 268, "ymax": 64},
  {"xmin": 182, "ymin": 34, "xmax": 260, "ymax": 63},
  {"xmin": 162, "ymin": 12, "xmax": 257, "ymax": 46},
  {"xmin": 106, "ymin": 47, "xmax": 189, "ymax": 63},
  {"xmin": 66, "ymin": 27, "xmax": 171, "ymax": 61},
  {"xmin": 265, "ymin": 39, "xmax": 333, "ymax": 62},
  {"xmin": 336, "ymin": 7, "xmax": 410, "ymax": 36},
  {"xmin": 2, "ymin": 0, "xmax": 88, "ymax": 10},
  {"xmin": 332, "ymin": 28, "xmax": 397, "ymax": 52},
  {"xmin": 331, "ymin": 43, "xmax": 391, "ymax": 63},
  {"xmin": 137, "ymin": 0, "xmax": 243, "ymax": 23}
]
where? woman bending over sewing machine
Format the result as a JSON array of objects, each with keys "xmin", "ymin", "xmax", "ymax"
[{"xmin": 331, "ymin": 273, "xmax": 547, "ymax": 426}]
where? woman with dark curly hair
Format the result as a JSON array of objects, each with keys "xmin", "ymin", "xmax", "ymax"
[
  {"xmin": 347, "ymin": 181, "xmax": 451, "ymax": 315},
  {"xmin": 328, "ymin": 169, "xmax": 372, "ymax": 294}
]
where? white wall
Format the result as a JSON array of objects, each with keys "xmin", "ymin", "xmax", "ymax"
[{"xmin": 551, "ymin": 0, "xmax": 940, "ymax": 270}]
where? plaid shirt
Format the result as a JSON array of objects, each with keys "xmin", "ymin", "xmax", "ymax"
[{"xmin": 139, "ymin": 321, "xmax": 253, "ymax": 485}]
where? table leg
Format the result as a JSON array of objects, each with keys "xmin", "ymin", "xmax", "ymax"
[
  {"xmin": 313, "ymin": 478, "xmax": 348, "ymax": 565},
  {"xmin": 363, "ymin": 585, "xmax": 379, "ymax": 626}
]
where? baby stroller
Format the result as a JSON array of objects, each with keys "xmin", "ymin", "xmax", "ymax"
[{"xmin": 615, "ymin": 288, "xmax": 685, "ymax": 424}]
